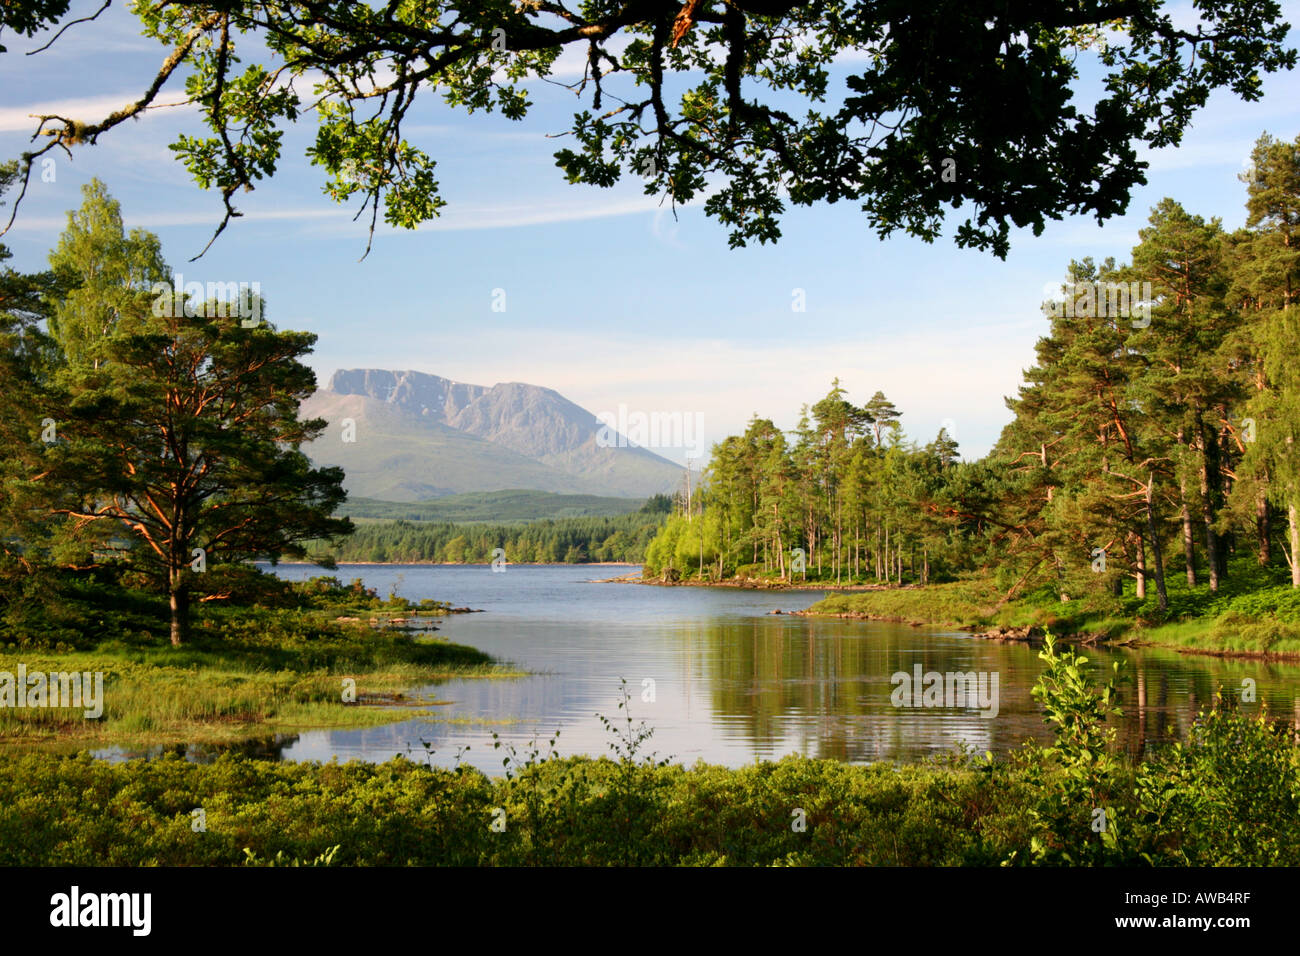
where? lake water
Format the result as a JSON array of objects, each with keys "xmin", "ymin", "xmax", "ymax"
[{"xmin": 216, "ymin": 563, "xmax": 1300, "ymax": 776}]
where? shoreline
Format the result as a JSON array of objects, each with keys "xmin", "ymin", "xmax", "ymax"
[
  {"xmin": 794, "ymin": 607, "xmax": 1300, "ymax": 663},
  {"xmin": 277, "ymin": 560, "xmax": 643, "ymax": 567},
  {"xmin": 275, "ymin": 563, "xmax": 1299, "ymax": 665},
  {"xmin": 591, "ymin": 571, "xmax": 888, "ymax": 591},
  {"xmin": 616, "ymin": 573, "xmax": 1300, "ymax": 664}
]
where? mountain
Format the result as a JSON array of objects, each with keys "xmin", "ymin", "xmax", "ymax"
[{"xmin": 300, "ymin": 369, "xmax": 684, "ymax": 501}]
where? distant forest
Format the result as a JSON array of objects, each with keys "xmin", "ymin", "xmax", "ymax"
[
  {"xmin": 340, "ymin": 490, "xmax": 648, "ymax": 523},
  {"xmin": 313, "ymin": 496, "xmax": 672, "ymax": 564}
]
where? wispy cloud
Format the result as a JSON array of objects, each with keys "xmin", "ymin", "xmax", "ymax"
[
  {"xmin": 0, "ymin": 93, "xmax": 195, "ymax": 133},
  {"xmin": 283, "ymin": 191, "xmax": 676, "ymax": 237},
  {"xmin": 4, "ymin": 189, "xmax": 672, "ymax": 238}
]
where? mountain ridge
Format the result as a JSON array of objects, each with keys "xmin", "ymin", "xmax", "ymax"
[{"xmin": 301, "ymin": 369, "xmax": 683, "ymax": 501}]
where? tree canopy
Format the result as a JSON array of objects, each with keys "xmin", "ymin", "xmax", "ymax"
[
  {"xmin": 646, "ymin": 131, "xmax": 1300, "ymax": 612},
  {"xmin": 1, "ymin": 1, "xmax": 1294, "ymax": 257},
  {"xmin": 0, "ymin": 176, "xmax": 351, "ymax": 645}
]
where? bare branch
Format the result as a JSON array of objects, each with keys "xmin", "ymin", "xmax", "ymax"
[{"xmin": 25, "ymin": 0, "xmax": 113, "ymax": 56}]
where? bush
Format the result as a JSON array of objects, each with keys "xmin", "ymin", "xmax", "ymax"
[{"xmin": 1131, "ymin": 698, "xmax": 1300, "ymax": 865}]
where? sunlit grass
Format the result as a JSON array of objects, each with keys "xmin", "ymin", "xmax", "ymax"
[
  {"xmin": 0, "ymin": 643, "xmax": 524, "ymax": 749},
  {"xmin": 804, "ymin": 556, "xmax": 1300, "ymax": 658}
]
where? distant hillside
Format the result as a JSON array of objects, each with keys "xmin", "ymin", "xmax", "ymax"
[
  {"xmin": 301, "ymin": 370, "xmax": 684, "ymax": 501},
  {"xmin": 341, "ymin": 490, "xmax": 655, "ymax": 523}
]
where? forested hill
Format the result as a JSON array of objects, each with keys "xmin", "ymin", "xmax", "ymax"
[
  {"xmin": 340, "ymin": 490, "xmax": 652, "ymax": 523},
  {"xmin": 644, "ymin": 132, "xmax": 1300, "ymax": 617},
  {"xmin": 312, "ymin": 498, "xmax": 672, "ymax": 564}
]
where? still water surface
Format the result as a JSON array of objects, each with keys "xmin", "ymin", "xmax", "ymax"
[{"xmin": 201, "ymin": 563, "xmax": 1300, "ymax": 777}]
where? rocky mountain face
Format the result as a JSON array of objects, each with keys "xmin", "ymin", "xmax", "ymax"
[{"xmin": 301, "ymin": 369, "xmax": 683, "ymax": 501}]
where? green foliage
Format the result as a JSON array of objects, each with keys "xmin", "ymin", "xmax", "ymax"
[
  {"xmin": 0, "ymin": 178, "xmax": 353, "ymax": 646},
  {"xmin": 0, "ymin": 563, "xmax": 461, "ymax": 653},
  {"xmin": 8, "ymin": 3, "xmax": 1295, "ymax": 258},
  {"xmin": 0, "ymin": 569, "xmax": 502, "ymax": 747},
  {"xmin": 242, "ymin": 844, "xmax": 340, "ymax": 867},
  {"xmin": 5, "ymin": 705, "xmax": 1294, "ymax": 866},
  {"xmin": 1007, "ymin": 635, "xmax": 1300, "ymax": 867},
  {"xmin": 643, "ymin": 387, "xmax": 969, "ymax": 585},
  {"xmin": 656, "ymin": 131, "xmax": 1300, "ymax": 649},
  {"xmin": 44, "ymin": 179, "xmax": 168, "ymax": 368},
  {"xmin": 0, "ymin": 746, "xmax": 1024, "ymax": 866},
  {"xmin": 1016, "ymin": 635, "xmax": 1127, "ymax": 865},
  {"xmin": 1132, "ymin": 697, "xmax": 1300, "ymax": 865}
]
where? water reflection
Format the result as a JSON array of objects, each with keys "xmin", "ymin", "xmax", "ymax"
[
  {"xmin": 92, "ymin": 735, "xmax": 299, "ymax": 764},
  {"xmin": 258, "ymin": 565, "xmax": 1300, "ymax": 776}
]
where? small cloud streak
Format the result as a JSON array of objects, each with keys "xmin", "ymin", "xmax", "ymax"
[{"xmin": 0, "ymin": 94, "xmax": 196, "ymax": 133}]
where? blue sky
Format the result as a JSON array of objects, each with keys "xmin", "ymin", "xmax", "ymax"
[{"xmin": 3, "ymin": 2, "xmax": 1299, "ymax": 465}]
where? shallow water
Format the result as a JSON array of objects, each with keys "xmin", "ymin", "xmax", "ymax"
[
  {"xmin": 145, "ymin": 563, "xmax": 1289, "ymax": 776},
  {"xmin": 97, "ymin": 564, "xmax": 1300, "ymax": 775}
]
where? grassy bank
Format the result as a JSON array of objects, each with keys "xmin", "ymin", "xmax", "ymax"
[
  {"xmin": 2, "ymin": 668, "xmax": 1297, "ymax": 865},
  {"xmin": 0, "ymin": 639, "xmax": 511, "ymax": 750},
  {"xmin": 0, "ymin": 573, "xmax": 521, "ymax": 750},
  {"xmin": 802, "ymin": 557, "xmax": 1300, "ymax": 658}
]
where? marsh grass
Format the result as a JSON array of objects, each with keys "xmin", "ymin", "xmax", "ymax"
[
  {"xmin": 0, "ymin": 602, "xmax": 524, "ymax": 748},
  {"xmin": 0, "ymin": 648, "xmax": 521, "ymax": 747}
]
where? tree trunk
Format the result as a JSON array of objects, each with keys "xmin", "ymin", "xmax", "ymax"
[
  {"xmin": 169, "ymin": 570, "xmax": 188, "ymax": 646},
  {"xmin": 834, "ymin": 510, "xmax": 842, "ymax": 585},
  {"xmin": 774, "ymin": 504, "xmax": 784, "ymax": 579},
  {"xmin": 1291, "ymin": 502, "xmax": 1300, "ymax": 589},
  {"xmin": 1199, "ymin": 478, "xmax": 1220, "ymax": 592},
  {"xmin": 1195, "ymin": 415, "xmax": 1220, "ymax": 592},
  {"xmin": 1145, "ymin": 473, "xmax": 1169, "ymax": 611},
  {"xmin": 1179, "ymin": 486, "xmax": 1196, "ymax": 586},
  {"xmin": 698, "ymin": 497, "xmax": 705, "ymax": 580},
  {"xmin": 852, "ymin": 519, "xmax": 858, "ymax": 580},
  {"xmin": 1135, "ymin": 532, "xmax": 1146, "ymax": 600},
  {"xmin": 1257, "ymin": 491, "xmax": 1271, "ymax": 566}
]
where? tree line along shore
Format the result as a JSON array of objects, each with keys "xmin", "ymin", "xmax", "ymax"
[{"xmin": 636, "ymin": 134, "xmax": 1300, "ymax": 663}]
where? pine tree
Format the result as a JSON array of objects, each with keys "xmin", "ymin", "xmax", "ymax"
[
  {"xmin": 36, "ymin": 184, "xmax": 350, "ymax": 644},
  {"xmin": 1235, "ymin": 133, "xmax": 1300, "ymax": 585}
]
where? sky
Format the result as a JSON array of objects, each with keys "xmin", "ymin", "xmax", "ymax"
[{"xmin": 2, "ymin": 2, "xmax": 1299, "ymax": 466}]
